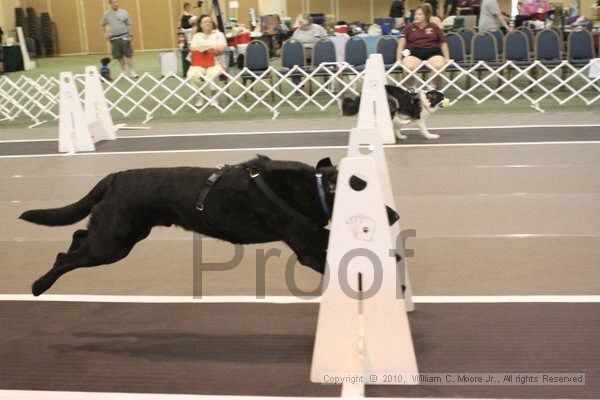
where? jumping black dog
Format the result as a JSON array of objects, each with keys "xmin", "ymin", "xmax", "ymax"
[{"xmin": 20, "ymin": 156, "xmax": 346, "ymax": 296}]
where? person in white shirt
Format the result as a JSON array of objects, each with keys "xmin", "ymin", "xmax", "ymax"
[
  {"xmin": 292, "ymin": 14, "xmax": 328, "ymax": 63},
  {"xmin": 187, "ymin": 15, "xmax": 227, "ymax": 107}
]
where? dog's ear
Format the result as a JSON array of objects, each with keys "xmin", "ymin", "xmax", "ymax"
[
  {"xmin": 316, "ymin": 157, "xmax": 333, "ymax": 171},
  {"xmin": 256, "ymin": 154, "xmax": 271, "ymax": 161}
]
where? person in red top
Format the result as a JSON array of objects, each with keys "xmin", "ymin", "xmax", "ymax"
[{"xmin": 396, "ymin": 4, "xmax": 450, "ymax": 89}]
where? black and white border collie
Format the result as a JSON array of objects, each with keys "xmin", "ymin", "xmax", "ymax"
[{"xmin": 341, "ymin": 85, "xmax": 453, "ymax": 140}]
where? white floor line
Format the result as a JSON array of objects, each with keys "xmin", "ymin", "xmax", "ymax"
[
  {"xmin": 1, "ymin": 123, "xmax": 599, "ymax": 143},
  {"xmin": 2, "ymin": 140, "xmax": 600, "ymax": 159},
  {"xmin": 0, "ymin": 391, "xmax": 576, "ymax": 400},
  {"xmin": 0, "ymin": 392, "xmax": 333, "ymax": 400},
  {"xmin": 3, "ymin": 233, "xmax": 600, "ymax": 242},
  {"xmin": 1, "ymin": 294, "xmax": 599, "ymax": 303},
  {"xmin": 0, "ymin": 129, "xmax": 348, "ymax": 143}
]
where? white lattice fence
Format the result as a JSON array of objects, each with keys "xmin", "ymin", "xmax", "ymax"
[{"xmin": 1, "ymin": 60, "xmax": 598, "ymax": 127}]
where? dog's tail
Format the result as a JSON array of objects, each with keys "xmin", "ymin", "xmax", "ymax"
[
  {"xmin": 340, "ymin": 97, "xmax": 360, "ymax": 116},
  {"xmin": 20, "ymin": 174, "xmax": 114, "ymax": 226}
]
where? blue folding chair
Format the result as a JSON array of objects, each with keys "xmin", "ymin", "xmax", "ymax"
[
  {"xmin": 502, "ymin": 30, "xmax": 532, "ymax": 93},
  {"xmin": 489, "ymin": 30, "xmax": 504, "ymax": 56},
  {"xmin": 279, "ymin": 39, "xmax": 307, "ymax": 87},
  {"xmin": 242, "ymin": 40, "xmax": 273, "ymax": 101},
  {"xmin": 504, "ymin": 30, "xmax": 531, "ymax": 65},
  {"xmin": 534, "ymin": 29, "xmax": 562, "ymax": 65},
  {"xmin": 344, "ymin": 37, "xmax": 368, "ymax": 73},
  {"xmin": 446, "ymin": 33, "xmax": 469, "ymax": 66},
  {"xmin": 376, "ymin": 35, "xmax": 398, "ymax": 69},
  {"xmin": 280, "ymin": 39, "xmax": 305, "ymax": 71},
  {"xmin": 516, "ymin": 26, "xmax": 534, "ymax": 56},
  {"xmin": 458, "ymin": 28, "xmax": 475, "ymax": 56},
  {"xmin": 310, "ymin": 38, "xmax": 336, "ymax": 74},
  {"xmin": 471, "ymin": 32, "xmax": 502, "ymax": 86},
  {"xmin": 445, "ymin": 33, "xmax": 471, "ymax": 88},
  {"xmin": 471, "ymin": 32, "xmax": 500, "ymax": 65},
  {"xmin": 567, "ymin": 30, "xmax": 595, "ymax": 66}
]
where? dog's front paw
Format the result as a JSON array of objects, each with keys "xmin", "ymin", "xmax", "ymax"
[
  {"xmin": 396, "ymin": 133, "xmax": 408, "ymax": 140},
  {"xmin": 424, "ymin": 133, "xmax": 440, "ymax": 140}
]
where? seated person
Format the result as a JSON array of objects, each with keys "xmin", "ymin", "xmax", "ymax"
[
  {"xmin": 187, "ymin": 15, "xmax": 227, "ymax": 108},
  {"xmin": 292, "ymin": 13, "xmax": 328, "ymax": 64},
  {"xmin": 397, "ymin": 4, "xmax": 450, "ymax": 90}
]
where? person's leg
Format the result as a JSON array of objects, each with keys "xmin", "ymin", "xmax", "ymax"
[
  {"xmin": 123, "ymin": 41, "xmax": 137, "ymax": 77},
  {"xmin": 118, "ymin": 58, "xmax": 125, "ymax": 74},
  {"xmin": 111, "ymin": 41, "xmax": 125, "ymax": 74},
  {"xmin": 205, "ymin": 65, "xmax": 224, "ymax": 106},
  {"xmin": 187, "ymin": 66, "xmax": 207, "ymax": 107},
  {"xmin": 427, "ymin": 55, "xmax": 448, "ymax": 89},
  {"xmin": 401, "ymin": 56, "xmax": 422, "ymax": 89},
  {"xmin": 125, "ymin": 57, "xmax": 136, "ymax": 76}
]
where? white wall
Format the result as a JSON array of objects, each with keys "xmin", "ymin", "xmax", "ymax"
[
  {"xmin": 258, "ymin": 0, "xmax": 287, "ymax": 16},
  {"xmin": 0, "ymin": 0, "xmax": 22, "ymax": 41}
]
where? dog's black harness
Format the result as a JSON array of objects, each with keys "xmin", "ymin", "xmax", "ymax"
[
  {"xmin": 195, "ymin": 166, "xmax": 228, "ymax": 211},
  {"xmin": 195, "ymin": 164, "xmax": 332, "ymax": 232},
  {"xmin": 248, "ymin": 169, "xmax": 321, "ymax": 232}
]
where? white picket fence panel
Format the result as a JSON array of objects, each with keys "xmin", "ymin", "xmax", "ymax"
[{"xmin": 1, "ymin": 60, "xmax": 598, "ymax": 127}]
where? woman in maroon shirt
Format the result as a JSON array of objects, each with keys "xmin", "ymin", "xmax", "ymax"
[{"xmin": 396, "ymin": 4, "xmax": 450, "ymax": 89}]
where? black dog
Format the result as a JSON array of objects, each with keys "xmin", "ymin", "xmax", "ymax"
[
  {"xmin": 100, "ymin": 57, "xmax": 112, "ymax": 81},
  {"xmin": 21, "ymin": 156, "xmax": 351, "ymax": 296},
  {"xmin": 341, "ymin": 85, "xmax": 452, "ymax": 140}
]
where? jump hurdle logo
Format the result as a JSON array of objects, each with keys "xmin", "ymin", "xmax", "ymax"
[{"xmin": 346, "ymin": 213, "xmax": 376, "ymax": 242}]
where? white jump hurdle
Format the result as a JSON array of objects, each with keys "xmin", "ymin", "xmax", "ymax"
[
  {"xmin": 311, "ymin": 54, "xmax": 418, "ymax": 397},
  {"xmin": 58, "ymin": 67, "xmax": 116, "ymax": 153},
  {"xmin": 357, "ymin": 54, "xmax": 395, "ymax": 144}
]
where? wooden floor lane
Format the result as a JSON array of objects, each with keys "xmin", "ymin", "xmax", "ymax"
[
  {"xmin": 1, "ymin": 125, "xmax": 600, "ymax": 157},
  {"xmin": 1, "ymin": 124, "xmax": 599, "ymax": 398},
  {"xmin": 0, "ymin": 300, "xmax": 598, "ymax": 398}
]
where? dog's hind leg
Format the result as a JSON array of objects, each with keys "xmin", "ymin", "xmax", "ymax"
[
  {"xmin": 68, "ymin": 229, "xmax": 88, "ymax": 252},
  {"xmin": 31, "ymin": 206, "xmax": 151, "ymax": 296},
  {"xmin": 31, "ymin": 231, "xmax": 138, "ymax": 297},
  {"xmin": 416, "ymin": 119, "xmax": 439, "ymax": 139},
  {"xmin": 31, "ymin": 248, "xmax": 97, "ymax": 296}
]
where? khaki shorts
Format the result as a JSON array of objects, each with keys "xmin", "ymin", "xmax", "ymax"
[{"xmin": 111, "ymin": 38, "xmax": 133, "ymax": 60}]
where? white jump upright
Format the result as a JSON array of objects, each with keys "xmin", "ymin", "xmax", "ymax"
[
  {"xmin": 310, "ymin": 148, "xmax": 419, "ymax": 396},
  {"xmin": 84, "ymin": 66, "xmax": 116, "ymax": 143},
  {"xmin": 16, "ymin": 27, "xmax": 37, "ymax": 71},
  {"xmin": 355, "ymin": 53, "xmax": 415, "ymax": 311},
  {"xmin": 311, "ymin": 53, "xmax": 418, "ymax": 397},
  {"xmin": 58, "ymin": 72, "xmax": 95, "ymax": 153},
  {"xmin": 356, "ymin": 54, "xmax": 395, "ymax": 144},
  {"xmin": 58, "ymin": 67, "xmax": 117, "ymax": 153},
  {"xmin": 347, "ymin": 126, "xmax": 415, "ymax": 312}
]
